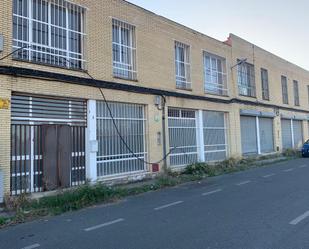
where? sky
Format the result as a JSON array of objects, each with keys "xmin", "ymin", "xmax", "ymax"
[{"xmin": 127, "ymin": 0, "xmax": 309, "ymax": 70}]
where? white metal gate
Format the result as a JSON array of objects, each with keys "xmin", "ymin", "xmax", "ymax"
[
  {"xmin": 168, "ymin": 108, "xmax": 198, "ymax": 167},
  {"xmin": 203, "ymin": 111, "xmax": 227, "ymax": 162},
  {"xmin": 96, "ymin": 101, "xmax": 147, "ymax": 177}
]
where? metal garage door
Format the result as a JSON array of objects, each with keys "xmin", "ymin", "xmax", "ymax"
[
  {"xmin": 240, "ymin": 116, "xmax": 258, "ymax": 155},
  {"xmin": 259, "ymin": 117, "xmax": 274, "ymax": 153},
  {"xmin": 281, "ymin": 119, "xmax": 292, "ymax": 149},
  {"xmin": 293, "ymin": 120, "xmax": 303, "ymax": 148}
]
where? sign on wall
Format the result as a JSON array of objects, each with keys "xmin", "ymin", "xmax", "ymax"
[{"xmin": 0, "ymin": 99, "xmax": 10, "ymax": 109}]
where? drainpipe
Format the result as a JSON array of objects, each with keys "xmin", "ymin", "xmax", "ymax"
[{"xmin": 161, "ymin": 95, "xmax": 167, "ymax": 172}]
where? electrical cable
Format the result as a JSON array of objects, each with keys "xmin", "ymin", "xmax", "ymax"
[{"xmin": 1, "ymin": 46, "xmax": 196, "ymax": 166}]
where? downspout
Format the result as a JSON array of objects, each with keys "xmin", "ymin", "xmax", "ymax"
[{"xmin": 161, "ymin": 95, "xmax": 168, "ymax": 172}]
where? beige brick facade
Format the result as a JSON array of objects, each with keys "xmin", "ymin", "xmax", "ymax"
[{"xmin": 0, "ymin": 0, "xmax": 308, "ymax": 194}]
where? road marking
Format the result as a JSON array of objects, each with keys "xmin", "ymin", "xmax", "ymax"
[
  {"xmin": 262, "ymin": 174, "xmax": 275, "ymax": 178},
  {"xmin": 154, "ymin": 201, "xmax": 184, "ymax": 211},
  {"xmin": 299, "ymin": 165, "xmax": 308, "ymax": 168},
  {"xmin": 236, "ymin": 180, "xmax": 251, "ymax": 186},
  {"xmin": 84, "ymin": 218, "xmax": 124, "ymax": 232},
  {"xmin": 21, "ymin": 244, "xmax": 40, "ymax": 249},
  {"xmin": 202, "ymin": 188, "xmax": 222, "ymax": 196},
  {"xmin": 289, "ymin": 211, "xmax": 309, "ymax": 225},
  {"xmin": 283, "ymin": 168, "xmax": 294, "ymax": 172}
]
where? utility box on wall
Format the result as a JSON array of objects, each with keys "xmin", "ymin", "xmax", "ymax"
[{"xmin": 0, "ymin": 34, "xmax": 4, "ymax": 52}]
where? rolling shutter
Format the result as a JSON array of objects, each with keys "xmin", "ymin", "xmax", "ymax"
[
  {"xmin": 240, "ymin": 116, "xmax": 258, "ymax": 155},
  {"xmin": 281, "ymin": 119, "xmax": 292, "ymax": 149},
  {"xmin": 293, "ymin": 120, "xmax": 303, "ymax": 148},
  {"xmin": 259, "ymin": 117, "xmax": 274, "ymax": 153}
]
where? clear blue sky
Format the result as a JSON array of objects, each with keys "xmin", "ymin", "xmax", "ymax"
[{"xmin": 127, "ymin": 0, "xmax": 309, "ymax": 70}]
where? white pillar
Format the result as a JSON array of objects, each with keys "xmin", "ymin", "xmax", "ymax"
[
  {"xmin": 256, "ymin": 116, "xmax": 261, "ymax": 154},
  {"xmin": 197, "ymin": 110, "xmax": 205, "ymax": 162},
  {"xmin": 86, "ymin": 100, "xmax": 97, "ymax": 183}
]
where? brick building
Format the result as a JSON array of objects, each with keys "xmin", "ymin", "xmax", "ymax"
[{"xmin": 0, "ymin": 0, "xmax": 308, "ymax": 198}]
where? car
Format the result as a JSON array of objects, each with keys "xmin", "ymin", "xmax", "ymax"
[{"xmin": 302, "ymin": 140, "xmax": 309, "ymax": 157}]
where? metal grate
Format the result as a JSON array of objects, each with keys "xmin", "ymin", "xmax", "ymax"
[
  {"xmin": 11, "ymin": 94, "xmax": 87, "ymax": 125},
  {"xmin": 71, "ymin": 126, "xmax": 86, "ymax": 186},
  {"xmin": 203, "ymin": 111, "xmax": 227, "ymax": 162},
  {"xmin": 112, "ymin": 19, "xmax": 137, "ymax": 80},
  {"xmin": 96, "ymin": 101, "xmax": 147, "ymax": 177},
  {"xmin": 168, "ymin": 108, "xmax": 198, "ymax": 167},
  {"xmin": 13, "ymin": 0, "xmax": 86, "ymax": 69},
  {"xmin": 11, "ymin": 125, "xmax": 43, "ymax": 195}
]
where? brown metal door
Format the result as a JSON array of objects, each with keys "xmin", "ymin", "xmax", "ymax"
[{"xmin": 42, "ymin": 125, "xmax": 72, "ymax": 191}]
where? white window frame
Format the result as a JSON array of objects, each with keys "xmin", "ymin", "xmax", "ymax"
[
  {"xmin": 12, "ymin": 0, "xmax": 86, "ymax": 69},
  {"xmin": 112, "ymin": 18, "xmax": 137, "ymax": 80},
  {"xmin": 175, "ymin": 41, "xmax": 191, "ymax": 90},
  {"xmin": 203, "ymin": 52, "xmax": 228, "ymax": 96}
]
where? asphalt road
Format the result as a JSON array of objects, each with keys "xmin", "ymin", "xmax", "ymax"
[{"xmin": 1, "ymin": 158, "xmax": 309, "ymax": 249}]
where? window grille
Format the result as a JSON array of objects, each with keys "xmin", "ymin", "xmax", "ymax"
[
  {"xmin": 112, "ymin": 19, "xmax": 137, "ymax": 80},
  {"xmin": 175, "ymin": 41, "xmax": 191, "ymax": 90},
  {"xmin": 96, "ymin": 102, "xmax": 147, "ymax": 177},
  {"xmin": 203, "ymin": 111, "xmax": 227, "ymax": 162},
  {"xmin": 261, "ymin": 68, "xmax": 270, "ymax": 100},
  {"xmin": 168, "ymin": 108, "xmax": 198, "ymax": 167},
  {"xmin": 204, "ymin": 52, "xmax": 227, "ymax": 96},
  {"xmin": 13, "ymin": 0, "xmax": 86, "ymax": 69},
  {"xmin": 281, "ymin": 76, "xmax": 289, "ymax": 104},
  {"xmin": 237, "ymin": 61, "xmax": 256, "ymax": 97}
]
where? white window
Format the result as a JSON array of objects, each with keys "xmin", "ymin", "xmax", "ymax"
[
  {"xmin": 112, "ymin": 19, "xmax": 137, "ymax": 80},
  {"xmin": 204, "ymin": 52, "xmax": 227, "ymax": 96},
  {"xmin": 237, "ymin": 61, "xmax": 256, "ymax": 97},
  {"xmin": 13, "ymin": 0, "xmax": 86, "ymax": 69},
  {"xmin": 96, "ymin": 102, "xmax": 146, "ymax": 177},
  {"xmin": 175, "ymin": 41, "xmax": 191, "ymax": 89}
]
